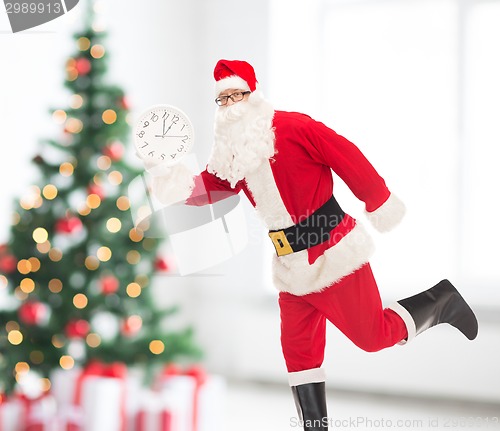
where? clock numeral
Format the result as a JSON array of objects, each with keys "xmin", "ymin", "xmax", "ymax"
[
  {"xmin": 148, "ymin": 151, "xmax": 155, "ymax": 157},
  {"xmin": 150, "ymin": 113, "xmax": 159, "ymax": 122},
  {"xmin": 181, "ymin": 124, "xmax": 186, "ymax": 131},
  {"xmin": 171, "ymin": 115, "xmax": 179, "ymax": 124},
  {"xmin": 137, "ymin": 131, "xmax": 145, "ymax": 138},
  {"xmin": 162, "ymin": 112, "xmax": 169, "ymax": 119},
  {"xmin": 181, "ymin": 135, "xmax": 189, "ymax": 143},
  {"xmin": 160, "ymin": 154, "xmax": 166, "ymax": 160},
  {"xmin": 170, "ymin": 153, "xmax": 177, "ymax": 160},
  {"xmin": 140, "ymin": 142, "xmax": 149, "ymax": 148},
  {"xmin": 143, "ymin": 121, "xmax": 150, "ymax": 128},
  {"xmin": 177, "ymin": 145, "xmax": 184, "ymax": 152}
]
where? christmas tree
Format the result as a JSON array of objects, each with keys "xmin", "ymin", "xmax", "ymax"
[{"xmin": 0, "ymin": 3, "xmax": 200, "ymax": 396}]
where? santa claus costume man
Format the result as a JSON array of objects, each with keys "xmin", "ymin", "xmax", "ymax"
[{"xmin": 142, "ymin": 59, "xmax": 478, "ymax": 430}]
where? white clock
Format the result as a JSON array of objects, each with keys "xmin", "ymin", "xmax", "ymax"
[{"xmin": 134, "ymin": 104, "xmax": 194, "ymax": 166}]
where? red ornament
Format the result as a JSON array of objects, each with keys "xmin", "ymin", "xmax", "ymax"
[
  {"xmin": 0, "ymin": 244, "xmax": 17, "ymax": 274},
  {"xmin": 87, "ymin": 184, "xmax": 105, "ymax": 199},
  {"xmin": 103, "ymin": 142, "xmax": 124, "ymax": 161},
  {"xmin": 65, "ymin": 319, "xmax": 90, "ymax": 339},
  {"xmin": 100, "ymin": 275, "xmax": 119, "ymax": 295},
  {"xmin": 119, "ymin": 96, "xmax": 130, "ymax": 110},
  {"xmin": 55, "ymin": 216, "xmax": 83, "ymax": 235},
  {"xmin": 19, "ymin": 301, "xmax": 48, "ymax": 326},
  {"xmin": 75, "ymin": 58, "xmax": 91, "ymax": 75},
  {"xmin": 0, "ymin": 255, "xmax": 17, "ymax": 273},
  {"xmin": 121, "ymin": 315, "xmax": 142, "ymax": 337},
  {"xmin": 154, "ymin": 257, "xmax": 171, "ymax": 272}
]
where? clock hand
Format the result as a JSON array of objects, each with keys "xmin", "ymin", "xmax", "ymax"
[
  {"xmin": 162, "ymin": 118, "xmax": 166, "ymax": 135},
  {"xmin": 163, "ymin": 122, "xmax": 174, "ymax": 136}
]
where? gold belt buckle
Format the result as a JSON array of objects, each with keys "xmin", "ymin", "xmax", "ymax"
[{"xmin": 268, "ymin": 230, "xmax": 294, "ymax": 256}]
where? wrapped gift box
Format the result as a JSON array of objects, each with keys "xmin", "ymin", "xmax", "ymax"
[
  {"xmin": 80, "ymin": 375, "xmax": 124, "ymax": 431},
  {"xmin": 159, "ymin": 375, "xmax": 195, "ymax": 431},
  {"xmin": 195, "ymin": 375, "xmax": 226, "ymax": 431},
  {"xmin": 133, "ymin": 389, "xmax": 172, "ymax": 431},
  {"xmin": 156, "ymin": 366, "xmax": 226, "ymax": 431},
  {"xmin": 50, "ymin": 361, "xmax": 127, "ymax": 431},
  {"xmin": 0, "ymin": 397, "xmax": 24, "ymax": 431}
]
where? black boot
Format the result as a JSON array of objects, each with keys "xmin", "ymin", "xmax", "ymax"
[
  {"xmin": 396, "ymin": 279, "xmax": 478, "ymax": 340},
  {"xmin": 291, "ymin": 382, "xmax": 328, "ymax": 430}
]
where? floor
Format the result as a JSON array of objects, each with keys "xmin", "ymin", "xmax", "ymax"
[{"xmin": 223, "ymin": 380, "xmax": 500, "ymax": 431}]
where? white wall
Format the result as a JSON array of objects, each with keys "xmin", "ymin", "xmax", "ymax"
[
  {"xmin": 1, "ymin": 0, "xmax": 499, "ymax": 405},
  {"xmin": 0, "ymin": 7, "xmax": 72, "ymax": 241}
]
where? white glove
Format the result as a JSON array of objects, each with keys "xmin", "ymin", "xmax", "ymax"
[
  {"xmin": 135, "ymin": 151, "xmax": 172, "ymax": 178},
  {"xmin": 135, "ymin": 152, "xmax": 195, "ymax": 205}
]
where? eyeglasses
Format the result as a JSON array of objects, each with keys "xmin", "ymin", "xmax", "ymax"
[{"xmin": 215, "ymin": 91, "xmax": 251, "ymax": 106}]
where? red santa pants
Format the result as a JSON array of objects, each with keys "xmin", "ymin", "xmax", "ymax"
[{"xmin": 279, "ymin": 263, "xmax": 408, "ymax": 373}]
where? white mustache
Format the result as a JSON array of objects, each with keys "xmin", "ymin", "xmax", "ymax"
[{"xmin": 216, "ymin": 101, "xmax": 248, "ymax": 123}]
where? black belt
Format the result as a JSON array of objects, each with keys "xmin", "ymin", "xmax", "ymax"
[{"xmin": 268, "ymin": 195, "xmax": 345, "ymax": 257}]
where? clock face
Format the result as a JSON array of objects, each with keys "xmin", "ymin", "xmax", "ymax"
[{"xmin": 134, "ymin": 105, "xmax": 194, "ymax": 166}]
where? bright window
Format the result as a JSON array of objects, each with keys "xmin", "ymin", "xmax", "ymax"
[{"xmin": 268, "ymin": 0, "xmax": 500, "ymax": 306}]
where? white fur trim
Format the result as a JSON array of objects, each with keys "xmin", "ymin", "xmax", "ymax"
[
  {"xmin": 244, "ymin": 162, "xmax": 294, "ymax": 230},
  {"xmin": 247, "ymin": 86, "xmax": 264, "ymax": 102},
  {"xmin": 288, "ymin": 368, "xmax": 326, "ymax": 387},
  {"xmin": 244, "ymin": 161, "xmax": 375, "ymax": 295},
  {"xmin": 149, "ymin": 163, "xmax": 195, "ymax": 206},
  {"xmin": 365, "ymin": 193, "xmax": 406, "ymax": 233},
  {"xmin": 215, "ymin": 76, "xmax": 250, "ymax": 96},
  {"xmin": 388, "ymin": 302, "xmax": 416, "ymax": 344},
  {"xmin": 272, "ymin": 223, "xmax": 375, "ymax": 296}
]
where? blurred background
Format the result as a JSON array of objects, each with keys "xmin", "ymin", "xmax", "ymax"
[{"xmin": 1, "ymin": 0, "xmax": 499, "ymax": 430}]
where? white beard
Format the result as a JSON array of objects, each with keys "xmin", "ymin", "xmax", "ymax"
[{"xmin": 207, "ymin": 91, "xmax": 276, "ymax": 188}]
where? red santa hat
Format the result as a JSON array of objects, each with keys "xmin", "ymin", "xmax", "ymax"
[{"xmin": 214, "ymin": 59, "xmax": 258, "ymax": 96}]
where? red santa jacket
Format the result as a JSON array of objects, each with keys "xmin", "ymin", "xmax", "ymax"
[{"xmin": 155, "ymin": 110, "xmax": 405, "ymax": 295}]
